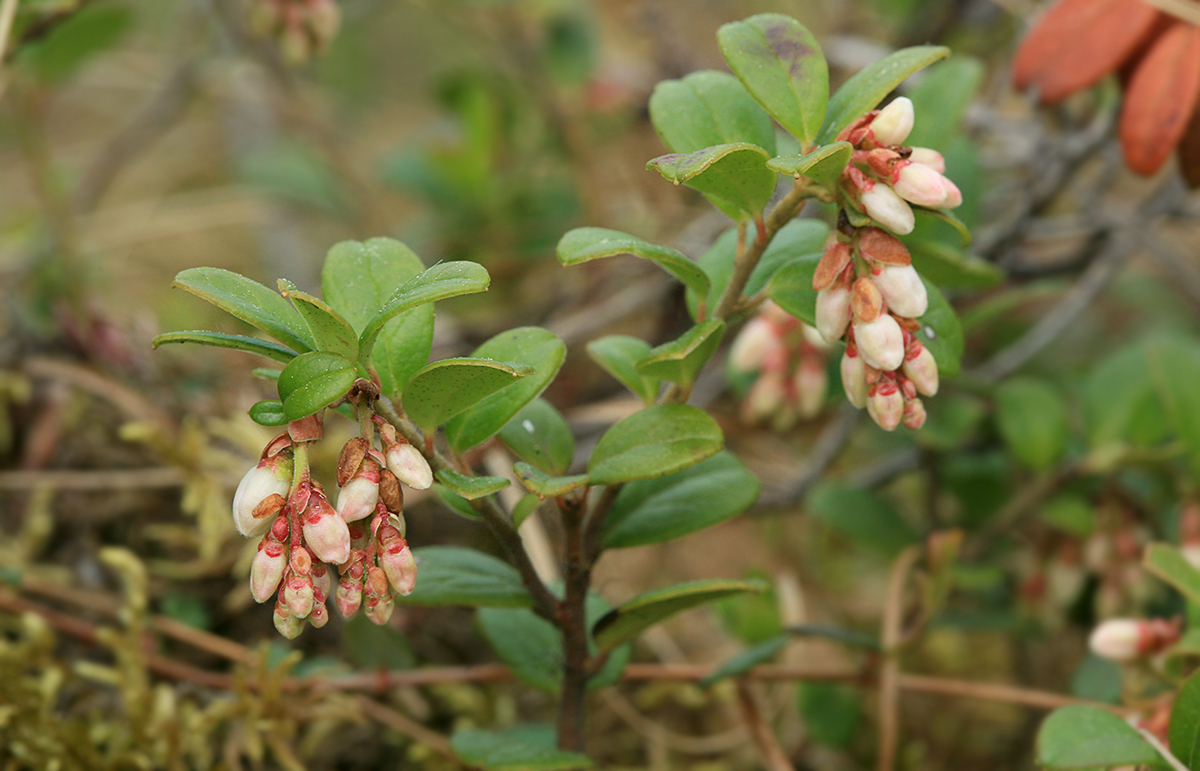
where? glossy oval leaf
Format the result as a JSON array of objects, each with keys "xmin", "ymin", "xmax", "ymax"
[
  {"xmin": 767, "ymin": 141, "xmax": 852, "ymax": 189},
  {"xmin": 1036, "ymin": 706, "xmax": 1161, "ymax": 769},
  {"xmin": 1084, "ymin": 341, "xmax": 1166, "ymax": 449},
  {"xmin": 434, "ymin": 485, "xmax": 482, "ymax": 521},
  {"xmin": 907, "ymin": 238, "xmax": 1002, "ymax": 290},
  {"xmin": 171, "ymin": 267, "xmax": 314, "ymax": 352},
  {"xmin": 248, "ymin": 400, "xmax": 289, "ymax": 426},
  {"xmin": 587, "ymin": 335, "xmax": 660, "ymax": 405},
  {"xmin": 700, "ymin": 634, "xmax": 787, "ymax": 688},
  {"xmin": 648, "ymin": 70, "xmax": 777, "ymax": 155},
  {"xmin": 404, "ymin": 358, "xmax": 533, "ymax": 435},
  {"xmin": 445, "ymin": 328, "xmax": 567, "ymax": 455},
  {"xmin": 322, "ymin": 238, "xmax": 433, "ymax": 398},
  {"xmin": 497, "ymin": 398, "xmax": 575, "ymax": 475},
  {"xmin": 592, "ymin": 579, "xmax": 766, "ymax": 653},
  {"xmin": 399, "ymin": 546, "xmax": 532, "ymax": 608},
  {"xmin": 557, "ymin": 227, "xmax": 710, "ymax": 302},
  {"xmin": 1144, "ymin": 543, "xmax": 1200, "ymax": 606},
  {"xmin": 512, "ymin": 494, "xmax": 542, "ymax": 529},
  {"xmin": 1148, "ymin": 335, "xmax": 1200, "ymax": 477},
  {"xmin": 765, "ymin": 252, "xmax": 822, "ymax": 325},
  {"xmin": 278, "ymin": 279, "xmax": 358, "ymax": 360},
  {"xmin": 514, "ymin": 463, "xmax": 589, "ymax": 499},
  {"xmin": 914, "ymin": 277, "xmax": 963, "ymax": 378},
  {"xmin": 1170, "ymin": 670, "xmax": 1200, "ymax": 767},
  {"xmin": 637, "ymin": 319, "xmax": 726, "ymax": 386},
  {"xmin": 995, "ymin": 377, "xmax": 1069, "ymax": 472},
  {"xmin": 817, "ymin": 45, "xmax": 951, "ymax": 146},
  {"xmin": 276, "ymin": 351, "xmax": 357, "ymax": 420},
  {"xmin": 588, "ymin": 404, "xmax": 724, "ymax": 486},
  {"xmin": 451, "ymin": 728, "xmax": 593, "ymax": 771},
  {"xmin": 151, "ymin": 331, "xmax": 298, "ymax": 364},
  {"xmin": 358, "ymin": 261, "xmax": 490, "ymax": 368},
  {"xmin": 717, "ymin": 14, "xmax": 828, "ymax": 149},
  {"xmin": 434, "ymin": 468, "xmax": 509, "ymax": 501},
  {"xmin": 805, "ymin": 482, "xmax": 918, "ymax": 556},
  {"xmin": 647, "ymin": 143, "xmax": 775, "ymax": 219},
  {"xmin": 602, "ymin": 451, "xmax": 760, "ymax": 549}
]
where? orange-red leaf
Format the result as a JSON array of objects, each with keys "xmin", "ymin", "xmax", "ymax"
[
  {"xmin": 1119, "ymin": 22, "xmax": 1200, "ymax": 176},
  {"xmin": 1013, "ymin": 0, "xmax": 1162, "ymax": 104}
]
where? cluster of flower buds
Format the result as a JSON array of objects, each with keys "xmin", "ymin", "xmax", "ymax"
[
  {"xmin": 729, "ymin": 301, "xmax": 830, "ymax": 430},
  {"xmin": 231, "ymin": 413, "xmax": 433, "ymax": 638},
  {"xmin": 812, "ymin": 227, "xmax": 937, "ymax": 431},
  {"xmin": 1088, "ymin": 617, "xmax": 1181, "ymax": 664},
  {"xmin": 836, "ymin": 97, "xmax": 962, "ymax": 235},
  {"xmin": 247, "ymin": 0, "xmax": 340, "ymax": 65}
]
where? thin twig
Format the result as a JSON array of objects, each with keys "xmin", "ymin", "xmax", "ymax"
[
  {"xmin": 735, "ymin": 680, "xmax": 795, "ymax": 771},
  {"xmin": 877, "ymin": 547, "xmax": 920, "ymax": 771},
  {"xmin": 355, "ymin": 696, "xmax": 459, "ymax": 762},
  {"xmin": 0, "ymin": 0, "xmax": 19, "ymax": 65}
]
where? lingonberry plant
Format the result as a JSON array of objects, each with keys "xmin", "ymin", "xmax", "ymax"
[{"xmin": 154, "ymin": 11, "xmax": 970, "ymax": 765}]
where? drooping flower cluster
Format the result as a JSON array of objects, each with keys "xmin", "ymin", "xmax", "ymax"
[
  {"xmin": 837, "ymin": 97, "xmax": 962, "ymax": 236},
  {"xmin": 232, "ymin": 414, "xmax": 432, "ymax": 638},
  {"xmin": 247, "ymin": 0, "xmax": 341, "ymax": 65},
  {"xmin": 729, "ymin": 301, "xmax": 830, "ymax": 430}
]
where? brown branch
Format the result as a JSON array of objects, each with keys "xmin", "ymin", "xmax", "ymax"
[
  {"xmin": 735, "ymin": 680, "xmax": 795, "ymax": 771},
  {"xmin": 878, "ymin": 547, "xmax": 921, "ymax": 771},
  {"xmin": 355, "ymin": 696, "xmax": 460, "ymax": 763}
]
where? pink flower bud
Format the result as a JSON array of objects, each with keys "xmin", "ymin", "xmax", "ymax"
[
  {"xmin": 902, "ymin": 398, "xmax": 927, "ymax": 430},
  {"xmin": 793, "ymin": 358, "xmax": 827, "ymax": 420},
  {"xmin": 250, "ymin": 539, "xmax": 288, "ymax": 604},
  {"xmin": 336, "ymin": 460, "xmax": 381, "ymax": 522},
  {"xmin": 902, "ymin": 344, "xmax": 939, "ymax": 396},
  {"xmin": 841, "ymin": 348, "xmax": 869, "ymax": 408},
  {"xmin": 853, "ymin": 314, "xmax": 905, "ymax": 372},
  {"xmin": 870, "ymin": 97, "xmax": 914, "ymax": 146},
  {"xmin": 729, "ymin": 317, "xmax": 782, "ymax": 373},
  {"xmin": 891, "ymin": 161, "xmax": 948, "ymax": 208},
  {"xmin": 867, "ymin": 380, "xmax": 904, "ymax": 431},
  {"xmin": 311, "ymin": 562, "xmax": 332, "ymax": 601},
  {"xmin": 365, "ymin": 594, "xmax": 395, "ymax": 626},
  {"xmin": 309, "ymin": 601, "xmax": 330, "ymax": 628},
  {"xmin": 379, "ymin": 530, "xmax": 418, "ymax": 596},
  {"xmin": 284, "ymin": 572, "xmax": 315, "ymax": 619},
  {"xmin": 336, "ymin": 577, "xmax": 363, "ymax": 618},
  {"xmin": 907, "ymin": 147, "xmax": 945, "ymax": 173},
  {"xmin": 385, "ymin": 442, "xmax": 433, "ymax": 491},
  {"xmin": 861, "ymin": 181, "xmax": 915, "ymax": 235},
  {"xmin": 936, "ymin": 177, "xmax": 963, "ymax": 210},
  {"xmin": 1088, "ymin": 619, "xmax": 1143, "ymax": 662},
  {"xmin": 873, "ymin": 264, "xmax": 928, "ymax": 319},
  {"xmin": 231, "ymin": 453, "xmax": 293, "ymax": 538},
  {"xmin": 815, "ymin": 285, "xmax": 851, "ymax": 343},
  {"xmin": 801, "ymin": 323, "xmax": 830, "ymax": 351},
  {"xmin": 742, "ymin": 370, "xmax": 786, "ymax": 424},
  {"xmin": 302, "ymin": 491, "xmax": 351, "ymax": 565},
  {"xmin": 273, "ymin": 598, "xmax": 305, "ymax": 639}
]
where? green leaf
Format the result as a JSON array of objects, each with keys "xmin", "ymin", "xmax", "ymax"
[
  {"xmin": 445, "ymin": 328, "xmax": 567, "ymax": 455},
  {"xmin": 798, "ymin": 683, "xmax": 861, "ymax": 748},
  {"xmin": 602, "ymin": 452, "xmax": 760, "ymax": 549},
  {"xmin": 1148, "ymin": 335, "xmax": 1200, "ymax": 477},
  {"xmin": 171, "ymin": 267, "xmax": 314, "ymax": 353},
  {"xmin": 150, "ymin": 331, "xmax": 298, "ymax": 363},
  {"xmin": 434, "ymin": 486, "xmax": 481, "ymax": 521},
  {"xmin": 399, "ymin": 547, "xmax": 531, "ymax": 608},
  {"xmin": 648, "ymin": 70, "xmax": 776, "ymax": 156},
  {"xmin": 907, "ymin": 239, "xmax": 1002, "ymax": 290},
  {"xmin": 717, "ymin": 14, "xmax": 828, "ymax": 149},
  {"xmin": 514, "ymin": 463, "xmax": 590, "ymax": 498},
  {"xmin": 788, "ymin": 623, "xmax": 880, "ymax": 650},
  {"xmin": 1041, "ymin": 494, "xmax": 1097, "ymax": 538},
  {"xmin": 249, "ymin": 400, "xmax": 289, "ymax": 427},
  {"xmin": 587, "ymin": 336, "xmax": 660, "ymax": 404},
  {"xmin": 919, "ymin": 208, "xmax": 972, "ymax": 247},
  {"xmin": 805, "ymin": 483, "xmax": 918, "ymax": 556},
  {"xmin": 994, "ymin": 377, "xmax": 1069, "ymax": 473},
  {"xmin": 767, "ymin": 142, "xmax": 852, "ymax": 188},
  {"xmin": 1171, "ymin": 671, "xmax": 1200, "ymax": 768},
  {"xmin": 690, "ymin": 219, "xmax": 829, "ymax": 320},
  {"xmin": 358, "ymin": 261, "xmax": 490, "ymax": 368},
  {"xmin": 277, "ymin": 279, "xmax": 359, "ymax": 360},
  {"xmin": 1144, "ymin": 543, "xmax": 1200, "ymax": 605},
  {"xmin": 914, "ymin": 277, "xmax": 964, "ymax": 378},
  {"xmin": 905, "ymin": 57, "xmax": 985, "ymax": 152},
  {"xmin": 1036, "ymin": 706, "xmax": 1161, "ymax": 769},
  {"xmin": 765, "ymin": 253, "xmax": 822, "ymax": 325},
  {"xmin": 276, "ymin": 351, "xmax": 357, "ymax": 420},
  {"xmin": 557, "ymin": 227, "xmax": 710, "ymax": 305},
  {"xmin": 513, "ymin": 494, "xmax": 542, "ymax": 528},
  {"xmin": 700, "ymin": 634, "xmax": 787, "ymax": 688},
  {"xmin": 19, "ymin": 4, "xmax": 131, "ymax": 83},
  {"xmin": 817, "ymin": 45, "xmax": 951, "ymax": 146},
  {"xmin": 403, "ymin": 358, "xmax": 533, "ymax": 434},
  {"xmin": 497, "ymin": 398, "xmax": 575, "ymax": 475},
  {"xmin": 588, "ymin": 404, "xmax": 724, "ymax": 486},
  {"xmin": 322, "ymin": 238, "xmax": 432, "ymax": 397},
  {"xmin": 1084, "ymin": 341, "xmax": 1167, "ymax": 450},
  {"xmin": 647, "ymin": 143, "xmax": 775, "ymax": 219},
  {"xmin": 434, "ymin": 469, "xmax": 509, "ymax": 500},
  {"xmin": 592, "ymin": 578, "xmax": 766, "ymax": 653},
  {"xmin": 637, "ymin": 320, "xmax": 726, "ymax": 387},
  {"xmin": 451, "ymin": 728, "xmax": 594, "ymax": 771}
]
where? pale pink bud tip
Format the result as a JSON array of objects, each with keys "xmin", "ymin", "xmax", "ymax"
[
  {"xmin": 273, "ymin": 602, "xmax": 305, "ymax": 639},
  {"xmin": 815, "ymin": 285, "xmax": 851, "ymax": 344},
  {"xmin": 871, "ymin": 97, "xmax": 914, "ymax": 146},
  {"xmin": 1088, "ymin": 619, "xmax": 1142, "ymax": 663},
  {"xmin": 902, "ymin": 399, "xmax": 927, "ymax": 430},
  {"xmin": 250, "ymin": 541, "xmax": 288, "ymax": 604},
  {"xmin": 907, "ymin": 147, "xmax": 945, "ymax": 173},
  {"xmin": 793, "ymin": 359, "xmax": 828, "ymax": 420},
  {"xmin": 232, "ymin": 457, "xmax": 292, "ymax": 538},
  {"xmin": 891, "ymin": 162, "xmax": 949, "ymax": 208},
  {"xmin": 873, "ymin": 264, "xmax": 928, "ymax": 319},
  {"xmin": 861, "ymin": 183, "xmax": 915, "ymax": 235},
  {"xmin": 380, "ymin": 536, "xmax": 418, "ymax": 596},
  {"xmin": 853, "ymin": 314, "xmax": 905, "ymax": 372},
  {"xmin": 902, "ymin": 345, "xmax": 939, "ymax": 397},
  {"xmin": 365, "ymin": 595, "xmax": 395, "ymax": 626},
  {"xmin": 302, "ymin": 501, "xmax": 352, "ymax": 565},
  {"xmin": 840, "ymin": 350, "xmax": 869, "ymax": 408},
  {"xmin": 742, "ymin": 370, "xmax": 786, "ymax": 425},
  {"xmin": 284, "ymin": 574, "xmax": 315, "ymax": 619},
  {"xmin": 386, "ymin": 443, "xmax": 433, "ymax": 490},
  {"xmin": 729, "ymin": 318, "xmax": 780, "ymax": 372},
  {"xmin": 336, "ymin": 473, "xmax": 380, "ymax": 523},
  {"xmin": 867, "ymin": 382, "xmax": 904, "ymax": 431}
]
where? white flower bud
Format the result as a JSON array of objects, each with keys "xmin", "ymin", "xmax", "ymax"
[
  {"xmin": 729, "ymin": 317, "xmax": 782, "ymax": 372},
  {"xmin": 867, "ymin": 380, "xmax": 904, "ymax": 431},
  {"xmin": 284, "ymin": 573, "xmax": 315, "ymax": 619},
  {"xmin": 871, "ymin": 97, "xmax": 914, "ymax": 146},
  {"xmin": 273, "ymin": 599, "xmax": 305, "ymax": 639},
  {"xmin": 935, "ymin": 177, "xmax": 963, "ymax": 209},
  {"xmin": 742, "ymin": 370, "xmax": 786, "ymax": 425},
  {"xmin": 793, "ymin": 358, "xmax": 828, "ymax": 420},
  {"xmin": 861, "ymin": 182, "xmax": 915, "ymax": 235},
  {"xmin": 815, "ymin": 285, "xmax": 852, "ymax": 343},
  {"xmin": 385, "ymin": 442, "xmax": 433, "ymax": 491},
  {"xmin": 231, "ymin": 453, "xmax": 293, "ymax": 538},
  {"xmin": 873, "ymin": 264, "xmax": 928, "ymax": 319},
  {"xmin": 378, "ymin": 528, "xmax": 417, "ymax": 596},
  {"xmin": 902, "ymin": 398, "xmax": 927, "ymax": 430},
  {"xmin": 907, "ymin": 147, "xmax": 945, "ymax": 173},
  {"xmin": 840, "ymin": 349, "xmax": 869, "ymax": 408},
  {"xmin": 1088, "ymin": 619, "xmax": 1142, "ymax": 663},
  {"xmin": 301, "ymin": 492, "xmax": 351, "ymax": 565},
  {"xmin": 902, "ymin": 344, "xmax": 939, "ymax": 396},
  {"xmin": 336, "ymin": 461, "xmax": 380, "ymax": 522},
  {"xmin": 891, "ymin": 161, "xmax": 948, "ymax": 207},
  {"xmin": 853, "ymin": 314, "xmax": 905, "ymax": 372},
  {"xmin": 250, "ymin": 539, "xmax": 288, "ymax": 604}
]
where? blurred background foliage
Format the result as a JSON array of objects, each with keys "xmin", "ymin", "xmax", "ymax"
[{"xmin": 3, "ymin": 0, "xmax": 1200, "ymax": 769}]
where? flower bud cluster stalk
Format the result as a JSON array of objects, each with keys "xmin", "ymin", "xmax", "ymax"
[
  {"xmin": 730, "ymin": 301, "xmax": 830, "ymax": 430},
  {"xmin": 247, "ymin": 0, "xmax": 340, "ymax": 64},
  {"xmin": 232, "ymin": 410, "xmax": 433, "ymax": 638}
]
